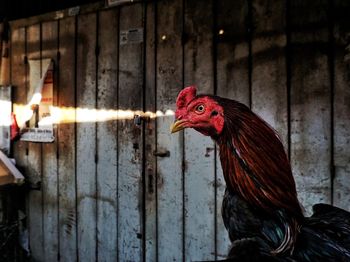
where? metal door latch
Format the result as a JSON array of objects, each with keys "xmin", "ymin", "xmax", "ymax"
[
  {"xmin": 153, "ymin": 150, "xmax": 170, "ymax": 157},
  {"xmin": 134, "ymin": 115, "xmax": 142, "ymax": 126}
]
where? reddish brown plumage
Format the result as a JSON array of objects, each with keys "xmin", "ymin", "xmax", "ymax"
[
  {"xmin": 174, "ymin": 87, "xmax": 303, "ymax": 220},
  {"xmin": 173, "ymin": 87, "xmax": 304, "ymax": 253},
  {"xmin": 216, "ymin": 97, "xmax": 303, "ymax": 220},
  {"xmin": 215, "ymin": 97, "xmax": 305, "ymax": 254},
  {"xmin": 173, "ymin": 86, "xmax": 350, "ymax": 260}
]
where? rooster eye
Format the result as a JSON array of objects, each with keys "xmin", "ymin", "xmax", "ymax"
[{"xmin": 195, "ymin": 104, "xmax": 205, "ymax": 113}]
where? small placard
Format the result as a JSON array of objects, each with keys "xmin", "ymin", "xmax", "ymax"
[
  {"xmin": 68, "ymin": 6, "xmax": 80, "ymax": 16},
  {"xmin": 20, "ymin": 128, "xmax": 54, "ymax": 143},
  {"xmin": 106, "ymin": 0, "xmax": 137, "ymax": 7},
  {"xmin": 120, "ymin": 28, "xmax": 144, "ymax": 45},
  {"xmin": 55, "ymin": 11, "xmax": 64, "ymax": 20}
]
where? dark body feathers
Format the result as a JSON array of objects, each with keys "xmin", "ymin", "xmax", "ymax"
[
  {"xmin": 211, "ymin": 96, "xmax": 350, "ymax": 261},
  {"xmin": 222, "ymin": 189, "xmax": 350, "ymax": 261}
]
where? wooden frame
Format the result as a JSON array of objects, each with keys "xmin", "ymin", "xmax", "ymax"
[{"xmin": 0, "ymin": 150, "xmax": 24, "ymax": 186}]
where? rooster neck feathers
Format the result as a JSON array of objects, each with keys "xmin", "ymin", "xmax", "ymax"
[
  {"xmin": 213, "ymin": 97, "xmax": 303, "ymax": 255},
  {"xmin": 213, "ymin": 97, "xmax": 303, "ymax": 218}
]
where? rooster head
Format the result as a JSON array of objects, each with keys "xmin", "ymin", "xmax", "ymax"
[{"xmin": 171, "ymin": 86, "xmax": 224, "ymax": 136}]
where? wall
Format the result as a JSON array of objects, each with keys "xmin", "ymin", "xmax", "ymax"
[{"xmin": 9, "ymin": 0, "xmax": 350, "ymax": 261}]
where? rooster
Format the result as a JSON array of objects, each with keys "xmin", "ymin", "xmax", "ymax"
[{"xmin": 171, "ymin": 86, "xmax": 350, "ymax": 261}]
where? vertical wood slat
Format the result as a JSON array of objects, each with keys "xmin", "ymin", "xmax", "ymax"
[
  {"xmin": 144, "ymin": 1, "xmax": 157, "ymax": 261},
  {"xmin": 289, "ymin": 0, "xmax": 331, "ymax": 214},
  {"xmin": 26, "ymin": 23, "xmax": 44, "ymax": 262},
  {"xmin": 333, "ymin": 0, "xmax": 350, "ymax": 209},
  {"xmin": 118, "ymin": 4, "xmax": 144, "ymax": 261},
  {"xmin": 10, "ymin": 25, "xmax": 28, "ymax": 262},
  {"xmin": 26, "ymin": 25, "xmax": 42, "ymax": 185},
  {"xmin": 41, "ymin": 20, "xmax": 59, "ymax": 262},
  {"xmin": 58, "ymin": 16, "xmax": 77, "ymax": 262},
  {"xmin": 215, "ymin": 0, "xmax": 250, "ymax": 257},
  {"xmin": 76, "ymin": 12, "xmax": 97, "ymax": 262},
  {"xmin": 183, "ymin": 0, "xmax": 216, "ymax": 260},
  {"xmin": 251, "ymin": 0, "xmax": 288, "ymax": 149},
  {"xmin": 216, "ymin": 0, "xmax": 250, "ymax": 106},
  {"xmin": 156, "ymin": 0, "xmax": 184, "ymax": 260},
  {"xmin": 11, "ymin": 27, "xmax": 27, "ymax": 171},
  {"xmin": 96, "ymin": 8, "xmax": 119, "ymax": 262}
]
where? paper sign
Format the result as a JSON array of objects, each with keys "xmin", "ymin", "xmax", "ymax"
[
  {"xmin": 21, "ymin": 59, "xmax": 55, "ymax": 143},
  {"xmin": 120, "ymin": 28, "xmax": 144, "ymax": 45},
  {"xmin": 106, "ymin": 0, "xmax": 139, "ymax": 7}
]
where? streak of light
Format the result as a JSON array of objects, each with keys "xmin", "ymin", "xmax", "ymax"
[{"xmin": 13, "ymin": 103, "xmax": 175, "ymax": 127}]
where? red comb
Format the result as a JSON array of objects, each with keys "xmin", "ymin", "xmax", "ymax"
[
  {"xmin": 175, "ymin": 86, "xmax": 197, "ymax": 119},
  {"xmin": 176, "ymin": 86, "xmax": 197, "ymax": 108}
]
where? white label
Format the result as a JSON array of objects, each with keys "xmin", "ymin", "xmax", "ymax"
[
  {"xmin": 68, "ymin": 6, "xmax": 80, "ymax": 16},
  {"xmin": 120, "ymin": 28, "xmax": 144, "ymax": 45},
  {"xmin": 21, "ymin": 128, "xmax": 54, "ymax": 143},
  {"xmin": 55, "ymin": 11, "xmax": 64, "ymax": 20},
  {"xmin": 107, "ymin": 0, "xmax": 135, "ymax": 7}
]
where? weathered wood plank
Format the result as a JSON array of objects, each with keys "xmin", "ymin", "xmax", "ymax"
[
  {"xmin": 118, "ymin": 4, "xmax": 144, "ymax": 261},
  {"xmin": 144, "ymin": 2, "xmax": 157, "ymax": 261},
  {"xmin": 41, "ymin": 20, "xmax": 59, "ymax": 262},
  {"xmin": 289, "ymin": 0, "xmax": 331, "ymax": 214},
  {"xmin": 10, "ymin": 27, "xmax": 28, "ymax": 262},
  {"xmin": 26, "ymin": 23, "xmax": 44, "ymax": 262},
  {"xmin": 183, "ymin": 0, "xmax": 216, "ymax": 260},
  {"xmin": 216, "ymin": 0, "xmax": 250, "ymax": 106},
  {"xmin": 58, "ymin": 17, "xmax": 77, "ymax": 262},
  {"xmin": 96, "ymin": 8, "xmax": 118, "ymax": 262},
  {"xmin": 251, "ymin": 0, "xmax": 288, "ymax": 149},
  {"xmin": 215, "ymin": 0, "xmax": 250, "ymax": 257},
  {"xmin": 333, "ymin": 0, "xmax": 350, "ymax": 210},
  {"xmin": 11, "ymin": 26, "xmax": 27, "ymax": 170},
  {"xmin": 156, "ymin": 0, "xmax": 184, "ymax": 260},
  {"xmin": 76, "ymin": 12, "xmax": 97, "ymax": 262},
  {"xmin": 26, "ymin": 24, "xmax": 42, "ymax": 185}
]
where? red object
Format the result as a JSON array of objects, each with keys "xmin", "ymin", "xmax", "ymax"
[
  {"xmin": 175, "ymin": 86, "xmax": 302, "ymax": 218},
  {"xmin": 10, "ymin": 113, "xmax": 20, "ymax": 140},
  {"xmin": 175, "ymin": 86, "xmax": 224, "ymax": 136},
  {"xmin": 172, "ymin": 86, "xmax": 350, "ymax": 260}
]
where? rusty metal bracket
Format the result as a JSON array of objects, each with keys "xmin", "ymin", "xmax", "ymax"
[{"xmin": 153, "ymin": 150, "xmax": 170, "ymax": 157}]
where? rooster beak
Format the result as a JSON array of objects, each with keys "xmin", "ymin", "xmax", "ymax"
[{"xmin": 170, "ymin": 119, "xmax": 187, "ymax": 133}]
